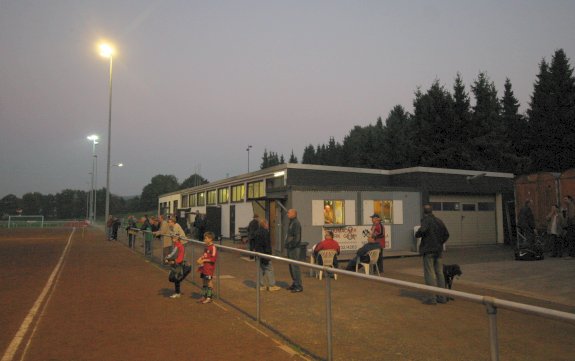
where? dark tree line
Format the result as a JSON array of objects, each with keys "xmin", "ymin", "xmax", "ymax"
[
  {"xmin": 1, "ymin": 173, "xmax": 209, "ymax": 219},
  {"xmin": 292, "ymin": 49, "xmax": 575, "ymax": 175}
]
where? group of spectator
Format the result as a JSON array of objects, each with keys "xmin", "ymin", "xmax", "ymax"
[
  {"xmin": 246, "ymin": 210, "xmax": 389, "ymax": 294},
  {"xmin": 117, "ymin": 205, "xmax": 454, "ymax": 306},
  {"xmin": 519, "ymin": 196, "xmax": 575, "ymax": 258}
]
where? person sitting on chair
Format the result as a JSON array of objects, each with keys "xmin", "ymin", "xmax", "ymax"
[
  {"xmin": 345, "ymin": 236, "xmax": 380, "ymax": 271},
  {"xmin": 313, "ymin": 230, "xmax": 341, "ymax": 268}
]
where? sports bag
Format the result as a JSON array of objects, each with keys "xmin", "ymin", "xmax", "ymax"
[{"xmin": 514, "ymin": 248, "xmax": 544, "ymax": 261}]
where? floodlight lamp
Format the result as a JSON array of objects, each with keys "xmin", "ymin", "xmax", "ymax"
[{"xmin": 99, "ymin": 43, "xmax": 114, "ymax": 58}]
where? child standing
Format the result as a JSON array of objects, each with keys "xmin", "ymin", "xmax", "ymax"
[
  {"xmin": 165, "ymin": 234, "xmax": 186, "ymax": 298},
  {"xmin": 197, "ymin": 231, "xmax": 217, "ymax": 304}
]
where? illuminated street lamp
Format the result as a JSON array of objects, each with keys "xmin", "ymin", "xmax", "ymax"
[
  {"xmin": 98, "ymin": 42, "xmax": 115, "ymax": 223},
  {"xmin": 87, "ymin": 134, "xmax": 99, "ymax": 222}
]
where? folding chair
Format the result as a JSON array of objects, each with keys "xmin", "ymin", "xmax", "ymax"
[
  {"xmin": 317, "ymin": 250, "xmax": 338, "ymax": 280},
  {"xmin": 356, "ymin": 249, "xmax": 381, "ymax": 276}
]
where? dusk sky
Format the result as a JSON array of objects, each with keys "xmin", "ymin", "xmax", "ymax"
[{"xmin": 1, "ymin": 1, "xmax": 574, "ymax": 198}]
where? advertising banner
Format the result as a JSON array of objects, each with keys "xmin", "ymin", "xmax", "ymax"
[{"xmin": 326, "ymin": 225, "xmax": 391, "ymax": 251}]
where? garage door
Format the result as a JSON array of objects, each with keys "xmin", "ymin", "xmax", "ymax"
[{"xmin": 429, "ymin": 195, "xmax": 497, "ymax": 246}]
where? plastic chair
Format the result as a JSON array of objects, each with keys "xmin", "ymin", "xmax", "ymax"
[
  {"xmin": 356, "ymin": 249, "xmax": 381, "ymax": 276},
  {"xmin": 317, "ymin": 250, "xmax": 338, "ymax": 280}
]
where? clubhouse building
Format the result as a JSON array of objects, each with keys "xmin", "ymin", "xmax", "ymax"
[{"xmin": 158, "ymin": 163, "xmax": 514, "ymax": 254}]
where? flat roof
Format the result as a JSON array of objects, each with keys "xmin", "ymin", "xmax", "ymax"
[{"xmin": 159, "ymin": 164, "xmax": 514, "ymax": 199}]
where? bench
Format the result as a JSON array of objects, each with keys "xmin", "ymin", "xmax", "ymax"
[{"xmin": 233, "ymin": 227, "xmax": 249, "ymax": 245}]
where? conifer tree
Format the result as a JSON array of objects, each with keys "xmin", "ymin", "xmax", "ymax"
[
  {"xmin": 302, "ymin": 145, "xmax": 316, "ymax": 164},
  {"xmin": 381, "ymin": 105, "xmax": 412, "ymax": 168},
  {"xmin": 288, "ymin": 150, "xmax": 298, "ymax": 163},
  {"xmin": 501, "ymin": 78, "xmax": 530, "ymax": 173},
  {"xmin": 528, "ymin": 49, "xmax": 575, "ymax": 171},
  {"xmin": 411, "ymin": 80, "xmax": 457, "ymax": 168},
  {"xmin": 469, "ymin": 72, "xmax": 503, "ymax": 170}
]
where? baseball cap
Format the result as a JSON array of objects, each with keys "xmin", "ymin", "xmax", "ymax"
[{"xmin": 370, "ymin": 213, "xmax": 381, "ymax": 218}]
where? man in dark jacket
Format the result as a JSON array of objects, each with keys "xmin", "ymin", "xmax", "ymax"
[
  {"xmin": 518, "ymin": 199, "xmax": 536, "ymax": 248},
  {"xmin": 285, "ymin": 209, "xmax": 303, "ymax": 293},
  {"xmin": 254, "ymin": 219, "xmax": 281, "ymax": 291},
  {"xmin": 415, "ymin": 204, "xmax": 449, "ymax": 305},
  {"xmin": 247, "ymin": 214, "xmax": 260, "ymax": 260}
]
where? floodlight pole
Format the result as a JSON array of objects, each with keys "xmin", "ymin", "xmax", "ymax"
[
  {"xmin": 104, "ymin": 54, "xmax": 113, "ymax": 224},
  {"xmin": 247, "ymin": 145, "xmax": 252, "ymax": 172}
]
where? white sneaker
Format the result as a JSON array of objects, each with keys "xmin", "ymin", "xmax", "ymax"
[
  {"xmin": 170, "ymin": 293, "xmax": 181, "ymax": 299},
  {"xmin": 268, "ymin": 286, "xmax": 281, "ymax": 292}
]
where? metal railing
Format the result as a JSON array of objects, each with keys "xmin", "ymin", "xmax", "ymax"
[{"xmin": 122, "ymin": 228, "xmax": 575, "ymax": 361}]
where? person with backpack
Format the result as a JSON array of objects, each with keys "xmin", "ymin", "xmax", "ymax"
[{"xmin": 415, "ymin": 204, "xmax": 450, "ymax": 305}]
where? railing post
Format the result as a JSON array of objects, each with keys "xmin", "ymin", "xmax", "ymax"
[
  {"xmin": 216, "ymin": 246, "xmax": 221, "ymax": 300},
  {"xmin": 256, "ymin": 256, "xmax": 261, "ymax": 323},
  {"xmin": 190, "ymin": 242, "xmax": 195, "ymax": 284},
  {"xmin": 483, "ymin": 296, "xmax": 500, "ymax": 361},
  {"xmin": 324, "ymin": 269, "xmax": 333, "ymax": 361}
]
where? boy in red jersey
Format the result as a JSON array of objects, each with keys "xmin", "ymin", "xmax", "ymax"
[{"xmin": 197, "ymin": 231, "xmax": 217, "ymax": 304}]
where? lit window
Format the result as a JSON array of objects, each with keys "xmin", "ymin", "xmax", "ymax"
[
  {"xmin": 182, "ymin": 194, "xmax": 189, "ymax": 208},
  {"xmin": 247, "ymin": 181, "xmax": 265, "ymax": 199},
  {"xmin": 324, "ymin": 200, "xmax": 344, "ymax": 225},
  {"xmin": 218, "ymin": 188, "xmax": 229, "ymax": 204},
  {"xmin": 207, "ymin": 190, "xmax": 217, "ymax": 205},
  {"xmin": 197, "ymin": 192, "xmax": 205, "ymax": 206},
  {"xmin": 374, "ymin": 200, "xmax": 393, "ymax": 223},
  {"xmin": 189, "ymin": 194, "xmax": 197, "ymax": 207},
  {"xmin": 231, "ymin": 184, "xmax": 245, "ymax": 202}
]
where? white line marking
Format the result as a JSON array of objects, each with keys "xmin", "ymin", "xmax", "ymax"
[{"xmin": 1, "ymin": 228, "xmax": 75, "ymax": 361}]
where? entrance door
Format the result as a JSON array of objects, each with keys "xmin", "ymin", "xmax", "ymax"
[{"xmin": 230, "ymin": 205, "xmax": 236, "ymax": 238}]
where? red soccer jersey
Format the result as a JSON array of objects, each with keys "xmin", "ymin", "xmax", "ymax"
[{"xmin": 199, "ymin": 243, "xmax": 217, "ymax": 276}]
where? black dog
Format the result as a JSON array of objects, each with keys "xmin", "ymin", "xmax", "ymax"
[{"xmin": 443, "ymin": 264, "xmax": 462, "ymax": 300}]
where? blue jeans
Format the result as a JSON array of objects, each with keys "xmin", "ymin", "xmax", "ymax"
[
  {"xmin": 423, "ymin": 253, "xmax": 446, "ymax": 303},
  {"xmin": 287, "ymin": 248, "xmax": 302, "ymax": 288},
  {"xmin": 259, "ymin": 261, "xmax": 276, "ymax": 287}
]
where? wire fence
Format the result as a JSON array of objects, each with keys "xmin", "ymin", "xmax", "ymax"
[{"xmin": 115, "ymin": 226, "xmax": 575, "ymax": 361}]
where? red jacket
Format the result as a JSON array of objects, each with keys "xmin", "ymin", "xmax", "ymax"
[
  {"xmin": 174, "ymin": 241, "xmax": 185, "ymax": 264},
  {"xmin": 371, "ymin": 222, "xmax": 385, "ymax": 248},
  {"xmin": 314, "ymin": 238, "xmax": 340, "ymax": 254},
  {"xmin": 199, "ymin": 243, "xmax": 217, "ymax": 276}
]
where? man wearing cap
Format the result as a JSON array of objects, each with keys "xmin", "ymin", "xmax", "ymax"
[
  {"xmin": 369, "ymin": 213, "xmax": 385, "ymax": 272},
  {"xmin": 345, "ymin": 232, "xmax": 382, "ymax": 271}
]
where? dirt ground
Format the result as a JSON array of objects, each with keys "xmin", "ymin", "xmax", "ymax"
[
  {"xmin": 0, "ymin": 228, "xmax": 306, "ymax": 361},
  {"xmin": 1, "ymin": 227, "xmax": 574, "ymax": 361}
]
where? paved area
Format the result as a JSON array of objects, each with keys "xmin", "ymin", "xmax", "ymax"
[{"xmin": 385, "ymin": 245, "xmax": 575, "ymax": 311}]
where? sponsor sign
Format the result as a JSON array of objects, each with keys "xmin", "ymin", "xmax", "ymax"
[{"xmin": 325, "ymin": 225, "xmax": 391, "ymax": 251}]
